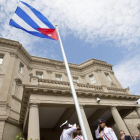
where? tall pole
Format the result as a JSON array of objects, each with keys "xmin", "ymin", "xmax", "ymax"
[{"xmin": 55, "ymin": 25, "xmax": 89, "ymax": 140}]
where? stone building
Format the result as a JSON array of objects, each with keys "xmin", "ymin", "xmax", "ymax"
[{"xmin": 0, "ymin": 37, "xmax": 140, "ymax": 140}]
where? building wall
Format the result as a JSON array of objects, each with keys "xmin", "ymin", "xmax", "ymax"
[
  {"xmin": 112, "ymin": 111, "xmax": 140, "ymax": 138},
  {"xmin": 124, "ymin": 111, "xmax": 140, "ymax": 135},
  {"xmin": 2, "ymin": 122, "xmax": 23, "ymax": 140},
  {"xmin": 0, "ymin": 38, "xmax": 139, "ymax": 140}
]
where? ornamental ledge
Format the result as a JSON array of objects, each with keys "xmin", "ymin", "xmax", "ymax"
[
  {"xmin": 19, "ymin": 89, "xmax": 140, "ymax": 124},
  {"xmin": 0, "ymin": 38, "xmax": 113, "ymax": 69}
]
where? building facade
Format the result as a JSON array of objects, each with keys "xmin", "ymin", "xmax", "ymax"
[{"xmin": 0, "ymin": 37, "xmax": 140, "ymax": 140}]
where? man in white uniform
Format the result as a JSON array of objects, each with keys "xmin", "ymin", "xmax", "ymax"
[
  {"xmin": 60, "ymin": 120, "xmax": 77, "ymax": 140},
  {"xmin": 74, "ymin": 125, "xmax": 84, "ymax": 140},
  {"xmin": 95, "ymin": 119, "xmax": 118, "ymax": 140}
]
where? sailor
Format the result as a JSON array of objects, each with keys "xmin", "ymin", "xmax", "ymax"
[
  {"xmin": 95, "ymin": 119, "xmax": 118, "ymax": 140},
  {"xmin": 73, "ymin": 125, "xmax": 84, "ymax": 140},
  {"xmin": 60, "ymin": 120, "xmax": 77, "ymax": 140}
]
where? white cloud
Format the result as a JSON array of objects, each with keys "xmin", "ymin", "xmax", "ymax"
[
  {"xmin": 0, "ymin": 0, "xmax": 140, "ymax": 50},
  {"xmin": 114, "ymin": 55, "xmax": 140, "ymax": 103},
  {"xmin": 32, "ymin": 0, "xmax": 140, "ymax": 49},
  {"xmin": 0, "ymin": 0, "xmax": 140, "ymax": 103}
]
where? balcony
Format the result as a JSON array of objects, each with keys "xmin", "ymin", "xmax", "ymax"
[{"xmin": 30, "ymin": 76, "xmax": 129, "ymax": 95}]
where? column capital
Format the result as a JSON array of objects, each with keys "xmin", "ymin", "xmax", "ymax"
[
  {"xmin": 110, "ymin": 106, "xmax": 117, "ymax": 110},
  {"xmin": 136, "ymin": 106, "xmax": 140, "ymax": 110},
  {"xmin": 10, "ymin": 51, "xmax": 19, "ymax": 59},
  {"xmin": 80, "ymin": 105, "xmax": 84, "ymax": 109},
  {"xmin": 29, "ymin": 103, "xmax": 39, "ymax": 108}
]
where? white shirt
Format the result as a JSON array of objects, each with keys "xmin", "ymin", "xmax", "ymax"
[
  {"xmin": 95, "ymin": 126, "xmax": 118, "ymax": 140},
  {"xmin": 60, "ymin": 124, "xmax": 77, "ymax": 140},
  {"xmin": 74, "ymin": 135, "xmax": 84, "ymax": 140}
]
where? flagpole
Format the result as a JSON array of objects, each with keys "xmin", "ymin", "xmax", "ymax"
[{"xmin": 55, "ymin": 25, "xmax": 89, "ymax": 140}]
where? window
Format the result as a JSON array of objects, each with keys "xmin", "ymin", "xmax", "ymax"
[
  {"xmin": 0, "ymin": 55, "xmax": 4, "ymax": 64},
  {"xmin": 36, "ymin": 72, "xmax": 43, "ymax": 78},
  {"xmin": 73, "ymin": 77, "xmax": 79, "ymax": 83},
  {"xmin": 56, "ymin": 75, "xmax": 62, "ymax": 81},
  {"xmin": 105, "ymin": 73, "xmax": 111, "ymax": 82},
  {"xmin": 89, "ymin": 75, "xmax": 96, "ymax": 84},
  {"xmin": 19, "ymin": 63, "xmax": 23, "ymax": 74}
]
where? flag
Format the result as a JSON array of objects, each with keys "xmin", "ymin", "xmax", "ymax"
[{"xmin": 9, "ymin": 1, "xmax": 58, "ymax": 40}]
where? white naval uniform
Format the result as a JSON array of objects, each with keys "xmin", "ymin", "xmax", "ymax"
[
  {"xmin": 74, "ymin": 135, "xmax": 84, "ymax": 140},
  {"xmin": 95, "ymin": 126, "xmax": 118, "ymax": 140},
  {"xmin": 60, "ymin": 124, "xmax": 77, "ymax": 140}
]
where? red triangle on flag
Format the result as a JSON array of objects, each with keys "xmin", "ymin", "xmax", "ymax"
[{"xmin": 37, "ymin": 28, "xmax": 58, "ymax": 40}]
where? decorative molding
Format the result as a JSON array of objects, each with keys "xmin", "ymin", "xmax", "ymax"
[
  {"xmin": 64, "ymin": 72, "xmax": 67, "ymax": 76},
  {"xmin": 19, "ymin": 85, "xmax": 140, "ymax": 124},
  {"xmin": 12, "ymin": 95, "xmax": 22, "ymax": 103},
  {"xmin": 55, "ymin": 66, "xmax": 62, "ymax": 70},
  {"xmin": 46, "ymin": 69, "xmax": 52, "ymax": 73},
  {"xmin": 110, "ymin": 82, "xmax": 116, "ymax": 87},
  {"xmin": 10, "ymin": 51, "xmax": 18, "ymax": 59},
  {"xmin": 0, "ymin": 74, "xmax": 4, "ymax": 77},
  {"xmin": 29, "ymin": 103, "xmax": 40, "ymax": 108},
  {"xmin": 81, "ymin": 75, "xmax": 85, "ymax": 79},
  {"xmin": 27, "ymin": 65, "xmax": 32, "ymax": 71},
  {"xmin": 95, "ymin": 68, "xmax": 101, "ymax": 73},
  {"xmin": 0, "ymin": 38, "xmax": 21, "ymax": 47},
  {"xmin": 110, "ymin": 71, "xmax": 114, "ymax": 74},
  {"xmin": 15, "ymin": 77, "xmax": 22, "ymax": 84},
  {"xmin": 126, "ymin": 87, "xmax": 129, "ymax": 90}
]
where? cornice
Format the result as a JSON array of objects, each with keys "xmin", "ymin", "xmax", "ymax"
[
  {"xmin": 0, "ymin": 38, "xmax": 112, "ymax": 70},
  {"xmin": 23, "ymin": 84, "xmax": 140, "ymax": 100},
  {"xmin": 0, "ymin": 38, "xmax": 21, "ymax": 47},
  {"xmin": 19, "ymin": 85, "xmax": 140, "ymax": 124}
]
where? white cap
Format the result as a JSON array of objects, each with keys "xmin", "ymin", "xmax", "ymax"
[{"xmin": 60, "ymin": 120, "xmax": 68, "ymax": 128}]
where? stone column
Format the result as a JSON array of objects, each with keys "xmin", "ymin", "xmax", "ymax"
[
  {"xmin": 0, "ymin": 52, "xmax": 18, "ymax": 101},
  {"xmin": 28, "ymin": 104, "xmax": 40, "ymax": 140},
  {"xmin": 0, "ymin": 121, "xmax": 5, "ymax": 140},
  {"xmin": 80, "ymin": 106, "xmax": 94, "ymax": 140},
  {"xmin": 136, "ymin": 107, "xmax": 140, "ymax": 118},
  {"xmin": 110, "ymin": 106, "xmax": 130, "ymax": 135}
]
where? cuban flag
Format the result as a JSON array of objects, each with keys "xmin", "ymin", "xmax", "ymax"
[{"xmin": 9, "ymin": 1, "xmax": 58, "ymax": 40}]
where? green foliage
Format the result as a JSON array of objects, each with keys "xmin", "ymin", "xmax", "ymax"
[
  {"xmin": 14, "ymin": 133, "xmax": 25, "ymax": 140},
  {"xmin": 14, "ymin": 133, "xmax": 39, "ymax": 140}
]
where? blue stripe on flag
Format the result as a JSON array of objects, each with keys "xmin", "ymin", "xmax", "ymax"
[
  {"xmin": 15, "ymin": 7, "xmax": 40, "ymax": 31},
  {"xmin": 20, "ymin": 1, "xmax": 55, "ymax": 29},
  {"xmin": 9, "ymin": 19, "xmax": 54, "ymax": 40}
]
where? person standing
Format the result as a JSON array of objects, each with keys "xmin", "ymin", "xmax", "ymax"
[
  {"xmin": 119, "ymin": 130, "xmax": 132, "ymax": 140},
  {"xmin": 138, "ymin": 133, "xmax": 140, "ymax": 140},
  {"xmin": 131, "ymin": 134, "xmax": 139, "ymax": 140},
  {"xmin": 95, "ymin": 119, "xmax": 118, "ymax": 140},
  {"xmin": 73, "ymin": 125, "xmax": 84, "ymax": 140},
  {"xmin": 60, "ymin": 120, "xmax": 77, "ymax": 140}
]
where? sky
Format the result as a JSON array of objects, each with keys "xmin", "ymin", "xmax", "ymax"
[{"xmin": 0, "ymin": 0, "xmax": 140, "ymax": 103}]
